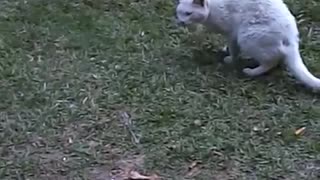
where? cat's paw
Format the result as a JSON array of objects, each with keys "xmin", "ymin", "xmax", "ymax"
[
  {"xmin": 223, "ymin": 56, "xmax": 233, "ymax": 64},
  {"xmin": 242, "ymin": 68, "xmax": 255, "ymax": 76},
  {"xmin": 222, "ymin": 45, "xmax": 229, "ymax": 53}
]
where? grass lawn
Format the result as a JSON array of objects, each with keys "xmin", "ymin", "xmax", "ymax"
[{"xmin": 0, "ymin": 0, "xmax": 320, "ymax": 179}]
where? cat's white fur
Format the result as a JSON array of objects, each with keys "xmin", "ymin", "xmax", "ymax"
[{"xmin": 176, "ymin": 0, "xmax": 320, "ymax": 91}]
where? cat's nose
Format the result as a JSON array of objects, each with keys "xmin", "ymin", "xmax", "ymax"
[{"xmin": 176, "ymin": 20, "xmax": 186, "ymax": 26}]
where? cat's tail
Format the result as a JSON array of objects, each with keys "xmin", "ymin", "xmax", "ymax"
[{"xmin": 283, "ymin": 44, "xmax": 320, "ymax": 91}]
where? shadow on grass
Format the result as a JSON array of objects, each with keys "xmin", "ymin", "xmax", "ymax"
[{"xmin": 176, "ymin": 45, "xmax": 320, "ymax": 96}]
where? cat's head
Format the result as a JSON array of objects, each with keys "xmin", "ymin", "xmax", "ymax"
[{"xmin": 175, "ymin": 0, "xmax": 209, "ymax": 26}]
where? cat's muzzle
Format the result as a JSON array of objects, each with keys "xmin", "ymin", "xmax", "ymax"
[
  {"xmin": 177, "ymin": 21, "xmax": 186, "ymax": 27},
  {"xmin": 175, "ymin": 18, "xmax": 187, "ymax": 27}
]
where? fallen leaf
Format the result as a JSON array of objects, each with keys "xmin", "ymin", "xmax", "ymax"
[
  {"xmin": 129, "ymin": 171, "xmax": 160, "ymax": 180},
  {"xmin": 295, "ymin": 127, "xmax": 306, "ymax": 136},
  {"xmin": 253, "ymin": 126, "xmax": 259, "ymax": 131},
  {"xmin": 188, "ymin": 160, "xmax": 201, "ymax": 170},
  {"xmin": 186, "ymin": 161, "xmax": 202, "ymax": 177},
  {"xmin": 212, "ymin": 150, "xmax": 223, "ymax": 157},
  {"xmin": 193, "ymin": 120, "xmax": 202, "ymax": 126},
  {"xmin": 110, "ymin": 155, "xmax": 148, "ymax": 180},
  {"xmin": 107, "ymin": 155, "xmax": 160, "ymax": 180},
  {"xmin": 186, "ymin": 166, "xmax": 201, "ymax": 177}
]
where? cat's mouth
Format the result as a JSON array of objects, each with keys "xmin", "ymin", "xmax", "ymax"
[
  {"xmin": 175, "ymin": 18, "xmax": 195, "ymax": 28},
  {"xmin": 177, "ymin": 21, "xmax": 187, "ymax": 27},
  {"xmin": 174, "ymin": 17, "xmax": 186, "ymax": 27}
]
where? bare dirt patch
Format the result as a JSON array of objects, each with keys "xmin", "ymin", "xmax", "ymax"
[{"xmin": 85, "ymin": 155, "xmax": 160, "ymax": 180}]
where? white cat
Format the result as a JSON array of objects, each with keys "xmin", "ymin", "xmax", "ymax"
[{"xmin": 175, "ymin": 0, "xmax": 320, "ymax": 91}]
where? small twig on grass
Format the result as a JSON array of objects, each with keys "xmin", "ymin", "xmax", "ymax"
[{"xmin": 118, "ymin": 111, "xmax": 140, "ymax": 144}]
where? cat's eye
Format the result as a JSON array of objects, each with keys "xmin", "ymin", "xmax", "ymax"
[{"xmin": 185, "ymin": 12, "xmax": 193, "ymax": 16}]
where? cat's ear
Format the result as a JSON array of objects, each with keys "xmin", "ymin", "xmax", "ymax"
[{"xmin": 193, "ymin": 0, "xmax": 205, "ymax": 6}]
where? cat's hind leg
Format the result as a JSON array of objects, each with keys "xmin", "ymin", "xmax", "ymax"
[
  {"xmin": 242, "ymin": 48, "xmax": 281, "ymax": 76},
  {"xmin": 240, "ymin": 39, "xmax": 282, "ymax": 76},
  {"xmin": 242, "ymin": 59, "xmax": 279, "ymax": 76}
]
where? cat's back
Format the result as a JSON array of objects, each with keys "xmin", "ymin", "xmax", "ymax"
[
  {"xmin": 229, "ymin": 0, "xmax": 294, "ymax": 22},
  {"xmin": 206, "ymin": 0, "xmax": 298, "ymax": 35},
  {"xmin": 218, "ymin": 0, "xmax": 297, "ymax": 32}
]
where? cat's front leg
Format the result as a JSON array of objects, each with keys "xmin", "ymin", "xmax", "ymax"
[
  {"xmin": 221, "ymin": 45, "xmax": 229, "ymax": 54},
  {"xmin": 223, "ymin": 38, "xmax": 240, "ymax": 64}
]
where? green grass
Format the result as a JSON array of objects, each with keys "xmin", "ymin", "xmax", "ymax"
[{"xmin": 0, "ymin": 0, "xmax": 320, "ymax": 179}]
